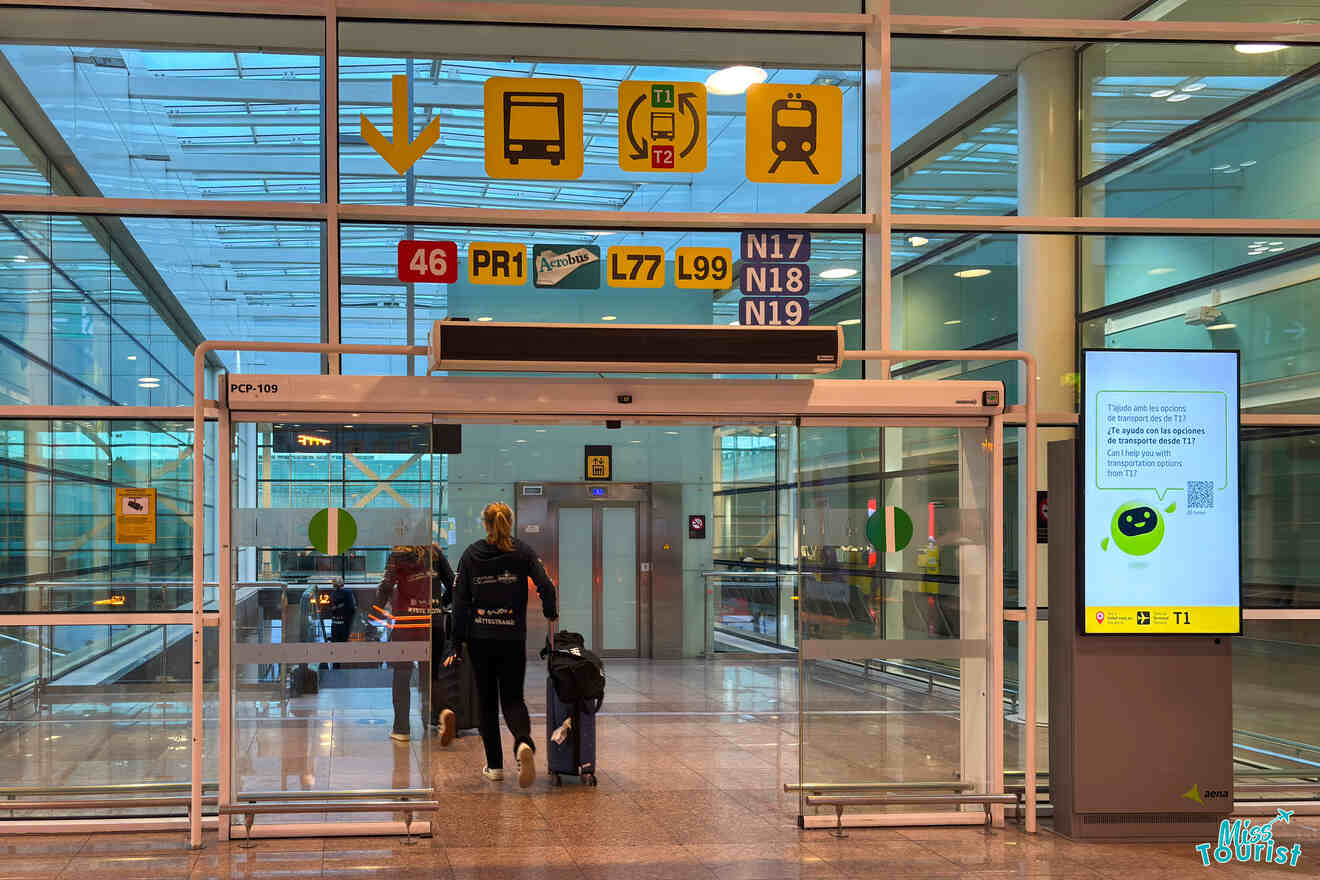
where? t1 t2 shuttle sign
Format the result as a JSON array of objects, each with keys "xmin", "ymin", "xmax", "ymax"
[{"xmin": 1081, "ymin": 349, "xmax": 1241, "ymax": 635}]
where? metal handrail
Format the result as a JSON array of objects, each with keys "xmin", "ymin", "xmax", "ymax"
[
  {"xmin": 3, "ymin": 797, "xmax": 217, "ymax": 810},
  {"xmin": 1, "ymin": 782, "xmax": 218, "ymax": 796},
  {"xmin": 236, "ymin": 789, "xmax": 433, "ymax": 801},
  {"xmin": 786, "ymin": 781, "xmax": 972, "ymax": 793},
  {"xmin": 805, "ymin": 792, "xmax": 1016, "ymax": 837}
]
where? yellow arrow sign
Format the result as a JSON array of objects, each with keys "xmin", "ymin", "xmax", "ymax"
[{"xmin": 360, "ymin": 74, "xmax": 440, "ymax": 175}]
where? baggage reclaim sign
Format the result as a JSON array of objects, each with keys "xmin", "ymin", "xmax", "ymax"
[{"xmin": 739, "ymin": 229, "xmax": 811, "ymax": 327}]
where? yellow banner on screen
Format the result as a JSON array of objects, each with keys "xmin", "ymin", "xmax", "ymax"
[{"xmin": 1084, "ymin": 606, "xmax": 1239, "ymax": 634}]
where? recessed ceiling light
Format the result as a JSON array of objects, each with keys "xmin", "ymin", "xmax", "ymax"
[
  {"xmin": 819, "ymin": 267, "xmax": 858, "ymax": 279},
  {"xmin": 705, "ymin": 65, "xmax": 767, "ymax": 96},
  {"xmin": 138, "ymin": 376, "xmax": 159, "ymax": 385},
  {"xmin": 954, "ymin": 268, "xmax": 991, "ymax": 279},
  {"xmin": 1181, "ymin": 82, "xmax": 1207, "ymax": 92},
  {"xmin": 600, "ymin": 315, "xmax": 617, "ymax": 321},
  {"xmin": 907, "ymin": 235, "xmax": 929, "ymax": 247},
  {"xmin": 476, "ymin": 316, "xmax": 493, "ymax": 322},
  {"xmin": 1150, "ymin": 89, "xmax": 1175, "ymax": 98},
  {"xmin": 944, "ymin": 319, "xmax": 962, "ymax": 326},
  {"xmin": 838, "ymin": 318, "xmax": 861, "ymax": 326},
  {"xmin": 665, "ymin": 430, "xmax": 680, "ymax": 435},
  {"xmin": 126, "ymin": 355, "xmax": 137, "ymax": 361},
  {"xmin": 1235, "ymin": 43, "xmax": 1286, "ymax": 54},
  {"xmin": 1166, "ymin": 93, "xmax": 1192, "ymax": 103},
  {"xmin": 1207, "ymin": 322, "xmax": 1237, "ymax": 331},
  {"xmin": 535, "ymin": 428, "xmax": 547, "ymax": 433}
]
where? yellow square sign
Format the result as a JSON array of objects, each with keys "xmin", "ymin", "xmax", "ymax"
[
  {"xmin": 674, "ymin": 247, "xmax": 733, "ymax": 290},
  {"xmin": 467, "ymin": 241, "xmax": 527, "ymax": 286},
  {"xmin": 484, "ymin": 77, "xmax": 584, "ymax": 180},
  {"xmin": 745, "ymin": 84, "xmax": 843, "ymax": 185},
  {"xmin": 617, "ymin": 82, "xmax": 707, "ymax": 173},
  {"xmin": 606, "ymin": 245, "xmax": 665, "ymax": 288},
  {"xmin": 115, "ymin": 487, "xmax": 157, "ymax": 545}
]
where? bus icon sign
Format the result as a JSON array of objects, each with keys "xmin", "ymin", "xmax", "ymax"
[
  {"xmin": 484, "ymin": 77, "xmax": 584, "ymax": 180},
  {"xmin": 745, "ymin": 83, "xmax": 842, "ymax": 184}
]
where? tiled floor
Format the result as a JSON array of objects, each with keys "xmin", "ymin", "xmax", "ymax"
[
  {"xmin": 2, "ymin": 818, "xmax": 1316, "ymax": 879},
  {"xmin": 0, "ymin": 658, "xmax": 1317, "ymax": 878}
]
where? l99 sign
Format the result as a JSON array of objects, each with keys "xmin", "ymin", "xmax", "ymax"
[{"xmin": 398, "ymin": 240, "xmax": 458, "ymax": 283}]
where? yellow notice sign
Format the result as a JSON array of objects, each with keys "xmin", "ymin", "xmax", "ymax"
[
  {"xmin": 115, "ymin": 487, "xmax": 157, "ymax": 545},
  {"xmin": 484, "ymin": 77, "xmax": 584, "ymax": 180},
  {"xmin": 745, "ymin": 84, "xmax": 843, "ymax": 184},
  {"xmin": 674, "ymin": 247, "xmax": 733, "ymax": 290},
  {"xmin": 617, "ymin": 82, "xmax": 707, "ymax": 173},
  {"xmin": 606, "ymin": 246, "xmax": 665, "ymax": 288},
  {"xmin": 468, "ymin": 242, "xmax": 527, "ymax": 286}
]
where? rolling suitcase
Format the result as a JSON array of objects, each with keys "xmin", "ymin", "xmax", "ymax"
[
  {"xmin": 542, "ymin": 628, "xmax": 605, "ymax": 787},
  {"xmin": 432, "ymin": 609, "xmax": 480, "ymax": 730}
]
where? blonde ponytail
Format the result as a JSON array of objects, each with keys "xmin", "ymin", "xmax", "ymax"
[{"xmin": 483, "ymin": 502, "xmax": 515, "ymax": 551}]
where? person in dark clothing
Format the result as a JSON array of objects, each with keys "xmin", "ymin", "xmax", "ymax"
[
  {"xmin": 446, "ymin": 502, "xmax": 557, "ymax": 787},
  {"xmin": 373, "ymin": 545, "xmax": 432, "ymax": 743},
  {"xmin": 427, "ymin": 542, "xmax": 460, "ymax": 743}
]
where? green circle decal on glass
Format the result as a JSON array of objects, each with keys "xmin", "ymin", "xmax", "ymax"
[
  {"xmin": 866, "ymin": 505, "xmax": 914, "ymax": 553},
  {"xmin": 308, "ymin": 507, "xmax": 358, "ymax": 555}
]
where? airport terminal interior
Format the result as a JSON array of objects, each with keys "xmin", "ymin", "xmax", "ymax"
[{"xmin": 0, "ymin": 0, "xmax": 1318, "ymax": 877}]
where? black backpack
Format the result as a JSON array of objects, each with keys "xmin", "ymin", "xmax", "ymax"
[{"xmin": 541, "ymin": 631, "xmax": 605, "ymax": 710}]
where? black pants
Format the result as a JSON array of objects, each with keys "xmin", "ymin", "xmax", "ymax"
[
  {"xmin": 390, "ymin": 660, "xmax": 430, "ymax": 734},
  {"xmin": 467, "ymin": 638, "xmax": 533, "ymax": 770}
]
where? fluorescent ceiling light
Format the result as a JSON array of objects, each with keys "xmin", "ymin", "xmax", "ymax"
[
  {"xmin": 1182, "ymin": 82, "xmax": 1207, "ymax": 92},
  {"xmin": 587, "ymin": 231, "xmax": 617, "ymax": 237},
  {"xmin": 944, "ymin": 319, "xmax": 962, "ymax": 326},
  {"xmin": 600, "ymin": 315, "xmax": 617, "ymax": 321},
  {"xmin": 476, "ymin": 316, "xmax": 493, "ymax": 322},
  {"xmin": 126, "ymin": 355, "xmax": 137, "ymax": 360},
  {"xmin": 705, "ymin": 65, "xmax": 767, "ymax": 96},
  {"xmin": 13, "ymin": 255, "xmax": 27, "ymax": 262},
  {"xmin": 838, "ymin": 318, "xmax": 861, "ymax": 326},
  {"xmin": 1235, "ymin": 43, "xmax": 1286, "ymax": 54},
  {"xmin": 1212, "ymin": 164, "xmax": 1232, "ymax": 171},
  {"xmin": 1147, "ymin": 267, "xmax": 1176, "ymax": 276},
  {"xmin": 1240, "ymin": 160, "xmax": 1257, "ymax": 167},
  {"xmin": 1207, "ymin": 322, "xmax": 1237, "ymax": 331},
  {"xmin": 819, "ymin": 267, "xmax": 858, "ymax": 279},
  {"xmin": 1166, "ymin": 93, "xmax": 1192, "ymax": 103},
  {"xmin": 1149, "ymin": 89, "xmax": 1175, "ymax": 98},
  {"xmin": 954, "ymin": 268, "xmax": 991, "ymax": 279},
  {"xmin": 665, "ymin": 430, "xmax": 680, "ymax": 435},
  {"xmin": 907, "ymin": 235, "xmax": 929, "ymax": 247}
]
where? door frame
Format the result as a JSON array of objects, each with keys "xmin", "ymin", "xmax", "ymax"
[
  {"xmin": 203, "ymin": 365, "xmax": 1030, "ymax": 840},
  {"xmin": 516, "ymin": 482, "xmax": 650, "ymax": 659}
]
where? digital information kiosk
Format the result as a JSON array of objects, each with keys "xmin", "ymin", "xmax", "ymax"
[{"xmin": 1050, "ymin": 349, "xmax": 1240, "ymax": 840}]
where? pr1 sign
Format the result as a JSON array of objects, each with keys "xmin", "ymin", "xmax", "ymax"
[{"xmin": 398, "ymin": 240, "xmax": 458, "ymax": 283}]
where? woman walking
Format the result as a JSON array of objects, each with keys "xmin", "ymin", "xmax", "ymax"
[{"xmin": 447, "ymin": 502, "xmax": 557, "ymax": 787}]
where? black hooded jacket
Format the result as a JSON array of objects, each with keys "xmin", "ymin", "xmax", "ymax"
[{"xmin": 452, "ymin": 538, "xmax": 557, "ymax": 645}]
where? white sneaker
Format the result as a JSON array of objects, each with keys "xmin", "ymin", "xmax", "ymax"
[
  {"xmin": 389, "ymin": 731, "xmax": 410, "ymax": 743},
  {"xmin": 438, "ymin": 709, "xmax": 456, "ymax": 747},
  {"xmin": 516, "ymin": 743, "xmax": 535, "ymax": 789},
  {"xmin": 482, "ymin": 766, "xmax": 505, "ymax": 782}
]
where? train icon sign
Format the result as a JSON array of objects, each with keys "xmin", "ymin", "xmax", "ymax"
[
  {"xmin": 618, "ymin": 81, "xmax": 707, "ymax": 173},
  {"xmin": 484, "ymin": 77, "xmax": 584, "ymax": 180},
  {"xmin": 745, "ymin": 84, "xmax": 842, "ymax": 184}
]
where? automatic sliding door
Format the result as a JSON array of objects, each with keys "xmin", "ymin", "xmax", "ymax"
[
  {"xmin": 557, "ymin": 506, "xmax": 595, "ymax": 650},
  {"xmin": 228, "ymin": 420, "xmax": 434, "ymax": 813},
  {"xmin": 796, "ymin": 420, "xmax": 999, "ymax": 826}
]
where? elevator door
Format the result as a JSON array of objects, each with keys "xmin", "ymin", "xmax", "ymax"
[{"xmin": 517, "ymin": 483, "xmax": 649, "ymax": 658}]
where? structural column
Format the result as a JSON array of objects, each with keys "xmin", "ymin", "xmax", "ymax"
[{"xmin": 1016, "ymin": 48, "xmax": 1077, "ymax": 737}]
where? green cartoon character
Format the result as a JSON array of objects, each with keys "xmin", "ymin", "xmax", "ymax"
[{"xmin": 1101, "ymin": 500, "xmax": 1172, "ymax": 555}]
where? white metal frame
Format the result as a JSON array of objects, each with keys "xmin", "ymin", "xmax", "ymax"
[{"xmin": 0, "ymin": 0, "xmax": 1314, "ymax": 848}]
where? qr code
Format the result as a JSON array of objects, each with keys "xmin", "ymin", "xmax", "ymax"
[{"xmin": 1187, "ymin": 480, "xmax": 1214, "ymax": 510}]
